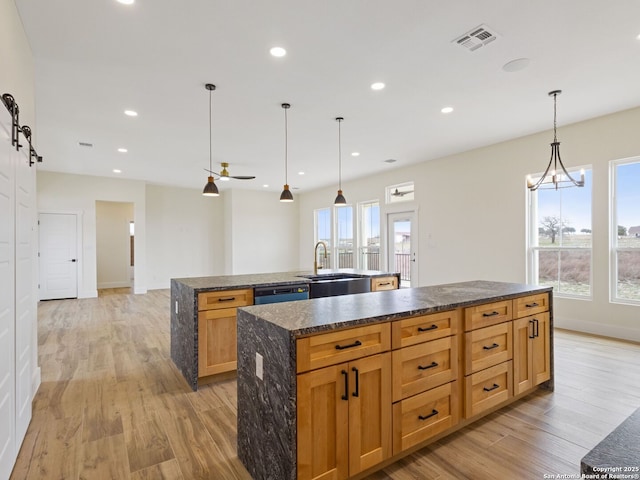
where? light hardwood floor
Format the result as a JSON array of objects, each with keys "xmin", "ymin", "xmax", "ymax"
[{"xmin": 10, "ymin": 289, "xmax": 640, "ymax": 479}]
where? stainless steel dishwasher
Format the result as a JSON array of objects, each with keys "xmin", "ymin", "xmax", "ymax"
[{"xmin": 253, "ymin": 284, "xmax": 310, "ymax": 304}]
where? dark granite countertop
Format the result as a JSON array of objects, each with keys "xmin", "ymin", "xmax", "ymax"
[
  {"xmin": 238, "ymin": 280, "xmax": 552, "ymax": 337},
  {"xmin": 171, "ymin": 269, "xmax": 398, "ymax": 292}
]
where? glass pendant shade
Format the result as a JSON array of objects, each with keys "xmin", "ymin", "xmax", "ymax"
[
  {"xmin": 280, "ymin": 184, "xmax": 293, "ymax": 202},
  {"xmin": 202, "ymin": 176, "xmax": 219, "ymax": 196}
]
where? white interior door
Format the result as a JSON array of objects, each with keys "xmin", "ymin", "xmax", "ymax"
[
  {"xmin": 39, "ymin": 213, "xmax": 78, "ymax": 300},
  {"xmin": 387, "ymin": 211, "xmax": 417, "ymax": 287},
  {"xmin": 0, "ymin": 105, "xmax": 17, "ymax": 480}
]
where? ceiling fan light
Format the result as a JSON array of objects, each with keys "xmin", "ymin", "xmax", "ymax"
[
  {"xmin": 203, "ymin": 176, "xmax": 219, "ymax": 196},
  {"xmin": 334, "ymin": 189, "xmax": 346, "ymax": 205},
  {"xmin": 280, "ymin": 184, "xmax": 293, "ymax": 202}
]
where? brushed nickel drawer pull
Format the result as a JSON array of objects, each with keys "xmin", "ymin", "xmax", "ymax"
[
  {"xmin": 482, "ymin": 311, "xmax": 500, "ymax": 317},
  {"xmin": 218, "ymin": 297, "xmax": 236, "ymax": 302},
  {"xmin": 483, "ymin": 383, "xmax": 500, "ymax": 392},
  {"xmin": 418, "ymin": 324, "xmax": 438, "ymax": 332},
  {"xmin": 418, "ymin": 409, "xmax": 439, "ymax": 420},
  {"xmin": 335, "ymin": 340, "xmax": 362, "ymax": 350},
  {"xmin": 483, "ymin": 343, "xmax": 499, "ymax": 350},
  {"xmin": 525, "ymin": 302, "xmax": 539, "ymax": 308},
  {"xmin": 418, "ymin": 361, "xmax": 438, "ymax": 370}
]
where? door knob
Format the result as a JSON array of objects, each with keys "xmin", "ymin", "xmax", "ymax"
[{"xmin": 70, "ymin": 259, "xmax": 77, "ymax": 262}]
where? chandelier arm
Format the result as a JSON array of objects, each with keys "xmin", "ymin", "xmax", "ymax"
[{"xmin": 555, "ymin": 147, "xmax": 584, "ymax": 186}]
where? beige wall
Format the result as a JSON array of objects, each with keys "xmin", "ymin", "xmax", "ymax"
[
  {"xmin": 96, "ymin": 201, "xmax": 134, "ymax": 289},
  {"xmin": 299, "ymin": 106, "xmax": 640, "ymax": 341}
]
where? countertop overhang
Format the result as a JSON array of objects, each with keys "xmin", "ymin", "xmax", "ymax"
[{"xmin": 238, "ymin": 280, "xmax": 552, "ymax": 336}]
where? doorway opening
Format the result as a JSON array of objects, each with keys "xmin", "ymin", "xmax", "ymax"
[
  {"xmin": 387, "ymin": 211, "xmax": 417, "ymax": 287},
  {"xmin": 96, "ymin": 201, "xmax": 134, "ymax": 296}
]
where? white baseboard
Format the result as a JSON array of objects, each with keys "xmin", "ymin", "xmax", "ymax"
[
  {"xmin": 97, "ymin": 281, "xmax": 131, "ymax": 289},
  {"xmin": 133, "ymin": 285, "xmax": 147, "ymax": 294},
  {"xmin": 80, "ymin": 289, "xmax": 98, "ymax": 298},
  {"xmin": 555, "ymin": 316, "xmax": 640, "ymax": 342}
]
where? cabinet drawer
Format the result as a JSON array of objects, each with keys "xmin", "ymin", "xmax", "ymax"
[
  {"xmin": 513, "ymin": 293, "xmax": 549, "ymax": 318},
  {"xmin": 465, "ymin": 322, "xmax": 512, "ymax": 374},
  {"xmin": 371, "ymin": 276, "xmax": 398, "ymax": 291},
  {"xmin": 391, "ymin": 310, "xmax": 459, "ymax": 349},
  {"xmin": 392, "ymin": 381, "xmax": 459, "ymax": 454},
  {"xmin": 464, "ymin": 300, "xmax": 512, "ymax": 331},
  {"xmin": 296, "ymin": 323, "xmax": 391, "ymax": 373},
  {"xmin": 198, "ymin": 288, "xmax": 253, "ymax": 311},
  {"xmin": 464, "ymin": 361, "xmax": 512, "ymax": 418},
  {"xmin": 392, "ymin": 336, "xmax": 458, "ymax": 402}
]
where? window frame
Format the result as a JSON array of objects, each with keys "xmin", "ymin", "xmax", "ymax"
[
  {"xmin": 609, "ymin": 156, "xmax": 640, "ymax": 306},
  {"xmin": 357, "ymin": 200, "xmax": 380, "ymax": 271},
  {"xmin": 527, "ymin": 164, "xmax": 593, "ymax": 299}
]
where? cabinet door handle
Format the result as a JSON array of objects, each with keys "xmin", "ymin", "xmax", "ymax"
[
  {"xmin": 418, "ymin": 361, "xmax": 439, "ymax": 370},
  {"xmin": 482, "ymin": 311, "xmax": 500, "ymax": 317},
  {"xmin": 335, "ymin": 340, "xmax": 362, "ymax": 350},
  {"xmin": 418, "ymin": 324, "xmax": 438, "ymax": 332},
  {"xmin": 217, "ymin": 297, "xmax": 236, "ymax": 302},
  {"xmin": 534, "ymin": 318, "xmax": 539, "ymax": 338},
  {"xmin": 352, "ymin": 367, "xmax": 359, "ymax": 397},
  {"xmin": 483, "ymin": 343, "xmax": 499, "ymax": 350},
  {"xmin": 525, "ymin": 302, "xmax": 539, "ymax": 308},
  {"xmin": 483, "ymin": 383, "xmax": 500, "ymax": 392},
  {"xmin": 341, "ymin": 370, "xmax": 349, "ymax": 401},
  {"xmin": 529, "ymin": 319, "xmax": 536, "ymax": 339},
  {"xmin": 418, "ymin": 409, "xmax": 439, "ymax": 421}
]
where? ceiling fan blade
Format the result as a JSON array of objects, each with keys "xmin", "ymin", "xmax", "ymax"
[
  {"xmin": 203, "ymin": 168, "xmax": 221, "ymax": 176},
  {"xmin": 231, "ymin": 175, "xmax": 256, "ymax": 180}
]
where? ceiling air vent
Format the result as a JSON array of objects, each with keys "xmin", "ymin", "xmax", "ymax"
[
  {"xmin": 453, "ymin": 24, "xmax": 500, "ymax": 52},
  {"xmin": 78, "ymin": 141, "xmax": 93, "ymax": 147}
]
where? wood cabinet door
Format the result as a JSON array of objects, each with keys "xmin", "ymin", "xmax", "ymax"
[
  {"xmin": 348, "ymin": 352, "xmax": 392, "ymax": 476},
  {"xmin": 532, "ymin": 313, "xmax": 551, "ymax": 387},
  {"xmin": 512, "ymin": 317, "xmax": 534, "ymax": 395},
  {"xmin": 297, "ymin": 364, "xmax": 349, "ymax": 480},
  {"xmin": 197, "ymin": 307, "xmax": 238, "ymax": 377}
]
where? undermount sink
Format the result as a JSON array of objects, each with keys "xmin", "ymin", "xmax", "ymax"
[{"xmin": 297, "ymin": 273, "xmax": 371, "ymax": 298}]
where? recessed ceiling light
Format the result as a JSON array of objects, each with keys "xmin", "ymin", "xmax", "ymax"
[
  {"xmin": 270, "ymin": 47, "xmax": 287, "ymax": 57},
  {"xmin": 371, "ymin": 82, "xmax": 385, "ymax": 91},
  {"xmin": 351, "ymin": 152, "xmax": 360, "ymax": 157},
  {"xmin": 117, "ymin": 148, "xmax": 128, "ymax": 153},
  {"xmin": 441, "ymin": 106, "xmax": 454, "ymax": 114},
  {"xmin": 263, "ymin": 184, "xmax": 269, "ymax": 188},
  {"xmin": 298, "ymin": 171, "xmax": 305, "ymax": 175},
  {"xmin": 502, "ymin": 58, "xmax": 531, "ymax": 73},
  {"xmin": 116, "ymin": 0, "xmax": 134, "ymax": 4},
  {"xmin": 113, "ymin": 169, "xmax": 122, "ymax": 173},
  {"xmin": 124, "ymin": 110, "xmax": 138, "ymax": 117}
]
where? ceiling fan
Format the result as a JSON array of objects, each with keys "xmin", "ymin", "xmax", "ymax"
[
  {"xmin": 204, "ymin": 162, "xmax": 256, "ymax": 181},
  {"xmin": 391, "ymin": 188, "xmax": 414, "ymax": 197}
]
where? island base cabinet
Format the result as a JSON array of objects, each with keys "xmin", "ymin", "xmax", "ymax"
[
  {"xmin": 513, "ymin": 313, "xmax": 551, "ymax": 395},
  {"xmin": 197, "ymin": 307, "xmax": 238, "ymax": 377},
  {"xmin": 297, "ymin": 353, "xmax": 391, "ymax": 480},
  {"xmin": 392, "ymin": 381, "xmax": 459, "ymax": 454}
]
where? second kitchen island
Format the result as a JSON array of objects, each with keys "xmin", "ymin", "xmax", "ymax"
[{"xmin": 236, "ymin": 280, "xmax": 553, "ymax": 480}]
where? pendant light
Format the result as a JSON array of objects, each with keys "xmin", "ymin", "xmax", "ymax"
[
  {"xmin": 527, "ymin": 90, "xmax": 585, "ymax": 191},
  {"xmin": 279, "ymin": 103, "xmax": 293, "ymax": 202},
  {"xmin": 334, "ymin": 117, "xmax": 346, "ymax": 205},
  {"xmin": 202, "ymin": 83, "xmax": 219, "ymax": 197}
]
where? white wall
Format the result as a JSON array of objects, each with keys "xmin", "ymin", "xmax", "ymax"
[
  {"xmin": 37, "ymin": 171, "xmax": 147, "ymax": 297},
  {"xmin": 146, "ymin": 184, "xmax": 224, "ymax": 289},
  {"xmin": 96, "ymin": 201, "xmax": 133, "ymax": 289},
  {"xmin": 299, "ymin": 106, "xmax": 640, "ymax": 342},
  {"xmin": 227, "ymin": 189, "xmax": 300, "ymax": 274}
]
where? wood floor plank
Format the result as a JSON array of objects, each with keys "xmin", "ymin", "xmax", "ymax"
[{"xmin": 10, "ymin": 289, "xmax": 640, "ymax": 480}]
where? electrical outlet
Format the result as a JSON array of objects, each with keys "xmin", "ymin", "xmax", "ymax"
[
  {"xmin": 256, "ymin": 352, "xmax": 263, "ymax": 380},
  {"xmin": 175, "ymin": 300, "xmax": 178, "ymax": 314}
]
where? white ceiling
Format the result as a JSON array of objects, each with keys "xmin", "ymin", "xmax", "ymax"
[{"xmin": 14, "ymin": 0, "xmax": 640, "ymax": 194}]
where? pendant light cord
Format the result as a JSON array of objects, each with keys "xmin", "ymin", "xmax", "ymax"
[
  {"xmin": 338, "ymin": 118, "xmax": 342, "ymax": 190},
  {"xmin": 284, "ymin": 106, "xmax": 288, "ymax": 185},
  {"xmin": 209, "ymin": 89, "xmax": 213, "ymax": 172},
  {"xmin": 552, "ymin": 91, "xmax": 558, "ymax": 143}
]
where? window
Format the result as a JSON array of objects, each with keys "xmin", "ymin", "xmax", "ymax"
[
  {"xmin": 386, "ymin": 182, "xmax": 414, "ymax": 203},
  {"xmin": 528, "ymin": 168, "xmax": 592, "ymax": 297},
  {"xmin": 611, "ymin": 158, "xmax": 640, "ymax": 303},
  {"xmin": 358, "ymin": 201, "xmax": 380, "ymax": 270},
  {"xmin": 335, "ymin": 206, "xmax": 354, "ymax": 268}
]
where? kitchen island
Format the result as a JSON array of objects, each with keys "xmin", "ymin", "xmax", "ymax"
[
  {"xmin": 170, "ymin": 270, "xmax": 399, "ymax": 390},
  {"xmin": 236, "ymin": 280, "xmax": 553, "ymax": 480}
]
